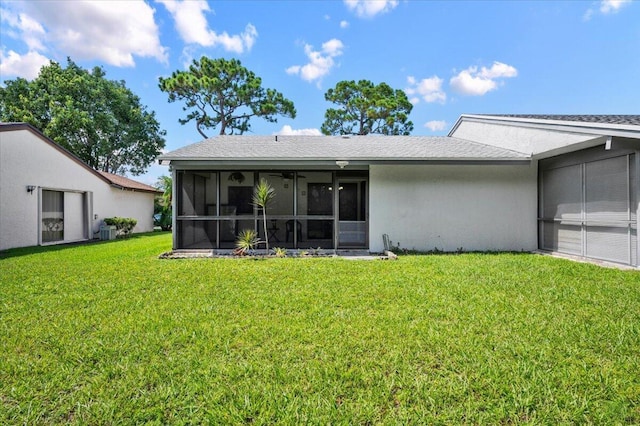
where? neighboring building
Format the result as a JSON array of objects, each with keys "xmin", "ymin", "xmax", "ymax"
[
  {"xmin": 0, "ymin": 123, "xmax": 160, "ymax": 251},
  {"xmin": 159, "ymin": 114, "xmax": 639, "ymax": 267}
]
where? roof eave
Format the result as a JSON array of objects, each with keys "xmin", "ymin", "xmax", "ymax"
[
  {"xmin": 163, "ymin": 157, "xmax": 531, "ymax": 167},
  {"xmin": 452, "ymin": 114, "xmax": 640, "ymax": 138},
  {"xmin": 109, "ymin": 183, "xmax": 162, "ymax": 194}
]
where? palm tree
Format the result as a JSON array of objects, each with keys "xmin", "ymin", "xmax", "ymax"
[{"xmin": 252, "ymin": 178, "xmax": 276, "ymax": 253}]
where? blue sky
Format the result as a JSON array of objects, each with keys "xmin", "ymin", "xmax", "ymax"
[{"xmin": 1, "ymin": 0, "xmax": 638, "ymax": 185}]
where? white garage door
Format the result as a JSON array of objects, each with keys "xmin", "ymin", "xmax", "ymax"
[{"xmin": 540, "ymin": 151, "xmax": 637, "ymax": 266}]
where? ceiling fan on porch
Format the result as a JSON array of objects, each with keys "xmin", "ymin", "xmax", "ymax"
[
  {"xmin": 228, "ymin": 172, "xmax": 245, "ymax": 183},
  {"xmin": 269, "ymin": 172, "xmax": 305, "ymax": 180}
]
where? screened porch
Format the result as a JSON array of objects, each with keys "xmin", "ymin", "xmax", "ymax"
[{"xmin": 175, "ymin": 170, "xmax": 368, "ymax": 251}]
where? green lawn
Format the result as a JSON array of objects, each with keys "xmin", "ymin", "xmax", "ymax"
[{"xmin": 1, "ymin": 233, "xmax": 639, "ymax": 424}]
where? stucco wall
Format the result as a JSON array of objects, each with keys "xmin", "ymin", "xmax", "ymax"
[
  {"xmin": 0, "ymin": 128, "xmax": 155, "ymax": 251},
  {"xmin": 99, "ymin": 188, "xmax": 155, "ymax": 236},
  {"xmin": 452, "ymin": 121, "xmax": 599, "ymax": 156},
  {"xmin": 369, "ymin": 163, "xmax": 538, "ymax": 253}
]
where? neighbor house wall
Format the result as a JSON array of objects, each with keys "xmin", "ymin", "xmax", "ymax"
[
  {"xmin": 101, "ymin": 188, "xmax": 155, "ymax": 235},
  {"xmin": 369, "ymin": 163, "xmax": 538, "ymax": 253},
  {"xmin": 0, "ymin": 128, "xmax": 154, "ymax": 251}
]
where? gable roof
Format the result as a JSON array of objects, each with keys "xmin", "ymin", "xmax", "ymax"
[
  {"xmin": 0, "ymin": 122, "xmax": 160, "ymax": 194},
  {"xmin": 97, "ymin": 171, "xmax": 160, "ymax": 193},
  {"xmin": 159, "ymin": 135, "xmax": 529, "ymax": 165},
  {"xmin": 450, "ymin": 114, "xmax": 640, "ymax": 139}
]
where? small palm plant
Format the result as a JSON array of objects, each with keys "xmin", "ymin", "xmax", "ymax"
[
  {"xmin": 273, "ymin": 247, "xmax": 287, "ymax": 258},
  {"xmin": 252, "ymin": 178, "xmax": 276, "ymax": 253},
  {"xmin": 234, "ymin": 229, "xmax": 261, "ymax": 256}
]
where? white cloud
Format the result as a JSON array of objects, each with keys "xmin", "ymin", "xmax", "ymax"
[
  {"xmin": 286, "ymin": 38, "xmax": 344, "ymax": 85},
  {"xmin": 0, "ymin": 50, "xmax": 50, "ymax": 80},
  {"xmin": 450, "ymin": 61, "xmax": 518, "ymax": 96},
  {"xmin": 405, "ymin": 75, "xmax": 446, "ymax": 104},
  {"xmin": 275, "ymin": 125, "xmax": 322, "ymax": 136},
  {"xmin": 340, "ymin": 20, "xmax": 350, "ymax": 28},
  {"xmin": 1, "ymin": 1, "xmax": 167, "ymax": 67},
  {"xmin": 0, "ymin": 8, "xmax": 47, "ymax": 51},
  {"xmin": 478, "ymin": 62, "xmax": 517, "ymax": 79},
  {"xmin": 344, "ymin": 0, "xmax": 399, "ymax": 18},
  {"xmin": 158, "ymin": 0, "xmax": 257, "ymax": 53},
  {"xmin": 424, "ymin": 120, "xmax": 447, "ymax": 132},
  {"xmin": 584, "ymin": 0, "xmax": 631, "ymax": 20},
  {"xmin": 600, "ymin": 0, "xmax": 632, "ymax": 13}
]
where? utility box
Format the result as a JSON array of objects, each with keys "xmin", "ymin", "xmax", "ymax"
[{"xmin": 100, "ymin": 225, "xmax": 117, "ymax": 241}]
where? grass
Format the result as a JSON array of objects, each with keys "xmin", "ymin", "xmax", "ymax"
[{"xmin": 1, "ymin": 233, "xmax": 639, "ymax": 424}]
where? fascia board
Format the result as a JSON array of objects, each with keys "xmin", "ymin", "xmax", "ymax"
[{"xmin": 166, "ymin": 158, "xmax": 531, "ymax": 169}]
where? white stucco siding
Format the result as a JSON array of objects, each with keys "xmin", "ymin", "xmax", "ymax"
[
  {"xmin": 452, "ymin": 121, "xmax": 600, "ymax": 156},
  {"xmin": 102, "ymin": 189, "xmax": 155, "ymax": 234},
  {"xmin": 369, "ymin": 164, "xmax": 538, "ymax": 253},
  {"xmin": 0, "ymin": 128, "xmax": 155, "ymax": 250}
]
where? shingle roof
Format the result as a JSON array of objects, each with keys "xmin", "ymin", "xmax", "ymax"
[
  {"xmin": 476, "ymin": 114, "xmax": 640, "ymax": 126},
  {"xmin": 98, "ymin": 171, "xmax": 161, "ymax": 194},
  {"xmin": 160, "ymin": 135, "xmax": 529, "ymax": 162}
]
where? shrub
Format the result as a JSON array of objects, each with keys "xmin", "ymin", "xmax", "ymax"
[
  {"xmin": 234, "ymin": 229, "xmax": 261, "ymax": 256},
  {"xmin": 273, "ymin": 247, "xmax": 287, "ymax": 258},
  {"xmin": 104, "ymin": 217, "xmax": 138, "ymax": 238}
]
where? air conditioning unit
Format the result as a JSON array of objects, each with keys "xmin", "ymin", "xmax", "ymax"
[{"xmin": 100, "ymin": 225, "xmax": 117, "ymax": 240}]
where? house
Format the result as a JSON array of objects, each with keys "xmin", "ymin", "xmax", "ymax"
[
  {"xmin": 0, "ymin": 123, "xmax": 160, "ymax": 251},
  {"xmin": 159, "ymin": 115, "xmax": 639, "ymax": 267}
]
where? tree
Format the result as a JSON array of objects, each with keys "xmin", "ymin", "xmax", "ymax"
[
  {"xmin": 158, "ymin": 57, "xmax": 296, "ymax": 138},
  {"xmin": 0, "ymin": 59, "xmax": 166, "ymax": 176},
  {"xmin": 154, "ymin": 175, "xmax": 173, "ymax": 231},
  {"xmin": 321, "ymin": 80, "xmax": 414, "ymax": 136},
  {"xmin": 252, "ymin": 178, "xmax": 276, "ymax": 253}
]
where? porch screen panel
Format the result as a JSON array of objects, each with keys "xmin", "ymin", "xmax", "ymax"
[
  {"xmin": 177, "ymin": 220, "xmax": 216, "ymax": 249},
  {"xmin": 541, "ymin": 165, "xmax": 582, "ymax": 254},
  {"xmin": 258, "ymin": 172, "xmax": 294, "ymax": 215},
  {"xmin": 220, "ymin": 219, "xmax": 255, "ymax": 249},
  {"xmin": 42, "ymin": 190, "xmax": 64, "ymax": 243},
  {"xmin": 298, "ymin": 172, "xmax": 333, "ymax": 216},
  {"xmin": 585, "ymin": 156, "xmax": 630, "ymax": 263},
  {"xmin": 179, "ymin": 172, "xmax": 195, "ymax": 216}
]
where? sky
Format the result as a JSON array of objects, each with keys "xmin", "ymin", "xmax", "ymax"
[{"xmin": 1, "ymin": 0, "xmax": 639, "ymax": 186}]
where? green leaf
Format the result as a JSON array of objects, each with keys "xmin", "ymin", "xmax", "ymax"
[
  {"xmin": 321, "ymin": 79, "xmax": 414, "ymax": 136},
  {"xmin": 159, "ymin": 57, "xmax": 296, "ymax": 137}
]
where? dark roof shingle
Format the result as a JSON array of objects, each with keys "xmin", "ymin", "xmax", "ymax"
[{"xmin": 98, "ymin": 171, "xmax": 160, "ymax": 193}]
